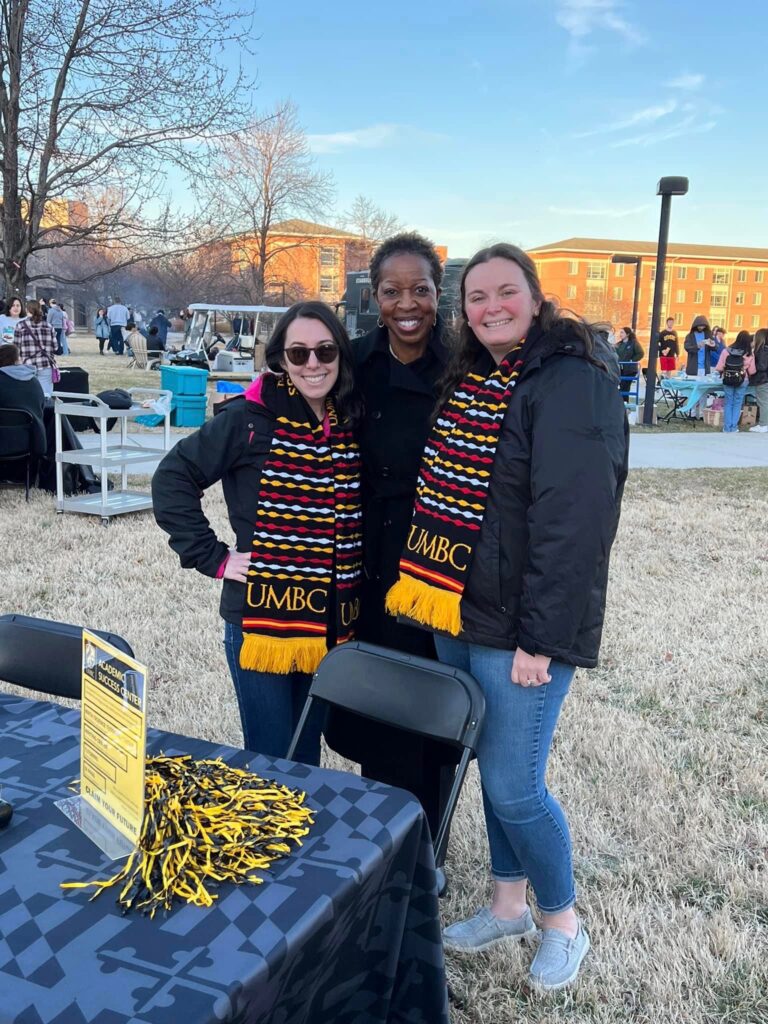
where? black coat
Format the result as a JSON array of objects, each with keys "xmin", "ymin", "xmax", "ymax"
[
  {"xmin": 152, "ymin": 395, "xmax": 278, "ymax": 625},
  {"xmin": 352, "ymin": 322, "xmax": 450, "ymax": 656},
  {"xmin": 454, "ymin": 321, "xmax": 629, "ymax": 668},
  {"xmin": 0, "ymin": 369, "xmax": 47, "ymax": 456}
]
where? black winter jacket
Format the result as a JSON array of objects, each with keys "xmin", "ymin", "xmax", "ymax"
[
  {"xmin": 455, "ymin": 321, "xmax": 629, "ymax": 667},
  {"xmin": 152, "ymin": 395, "xmax": 277, "ymax": 625}
]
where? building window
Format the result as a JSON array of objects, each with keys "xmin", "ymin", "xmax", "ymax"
[
  {"xmin": 674, "ymin": 312, "xmax": 684, "ymax": 326},
  {"xmin": 754, "ymin": 293, "xmax": 763, "ymax": 305},
  {"xmin": 694, "ymin": 290, "xmax": 704, "ymax": 304},
  {"xmin": 676, "ymin": 289, "xmax": 685, "ymax": 302},
  {"xmin": 613, "ymin": 287, "xmax": 623, "ymax": 300},
  {"xmin": 586, "ymin": 262, "xmax": 606, "ymax": 280},
  {"xmin": 696, "ymin": 267, "xmax": 705, "ymax": 280},
  {"xmin": 319, "ymin": 275, "xmax": 336, "ymax": 294},
  {"xmin": 735, "ymin": 292, "xmax": 745, "ymax": 305},
  {"xmin": 752, "ymin": 315, "xmax": 761, "ymax": 327},
  {"xmin": 711, "ymin": 294, "xmax": 727, "ymax": 308},
  {"xmin": 566, "ymin": 285, "xmax": 577, "ymax": 299},
  {"xmin": 676, "ymin": 267, "xmax": 687, "ymax": 280},
  {"xmin": 737, "ymin": 269, "xmax": 747, "ymax": 283},
  {"xmin": 756, "ymin": 270, "xmax": 765, "ymax": 283},
  {"xmin": 712, "ymin": 270, "xmax": 729, "ymax": 284},
  {"xmin": 568, "ymin": 261, "xmax": 578, "ymax": 275},
  {"xmin": 614, "ymin": 263, "xmax": 625, "ymax": 277},
  {"xmin": 320, "ymin": 247, "xmax": 339, "ymax": 267},
  {"xmin": 650, "ymin": 267, "xmax": 656, "ymax": 282},
  {"xmin": 734, "ymin": 314, "xmax": 743, "ymax": 327}
]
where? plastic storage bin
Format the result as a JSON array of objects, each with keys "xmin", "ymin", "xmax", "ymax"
[
  {"xmin": 171, "ymin": 394, "xmax": 207, "ymax": 427},
  {"xmin": 160, "ymin": 365, "xmax": 208, "ymax": 396}
]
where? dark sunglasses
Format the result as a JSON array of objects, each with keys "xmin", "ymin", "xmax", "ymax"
[{"xmin": 284, "ymin": 342, "xmax": 339, "ymax": 366}]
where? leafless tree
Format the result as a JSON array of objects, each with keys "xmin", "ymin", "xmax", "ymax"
[
  {"xmin": 342, "ymin": 194, "xmax": 403, "ymax": 270},
  {"xmin": 0, "ymin": 0, "xmax": 255, "ymax": 297},
  {"xmin": 211, "ymin": 101, "xmax": 335, "ymax": 302}
]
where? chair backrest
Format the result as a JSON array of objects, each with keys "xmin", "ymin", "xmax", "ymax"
[
  {"xmin": 0, "ymin": 614, "xmax": 134, "ymax": 700},
  {"xmin": 309, "ymin": 642, "xmax": 485, "ymax": 751},
  {"xmin": 0, "ymin": 408, "xmax": 34, "ymax": 459},
  {"xmin": 131, "ymin": 333, "xmax": 148, "ymax": 368}
]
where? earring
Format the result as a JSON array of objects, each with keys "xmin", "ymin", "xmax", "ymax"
[
  {"xmin": 433, "ymin": 315, "xmax": 437, "ymax": 327},
  {"xmin": 377, "ymin": 317, "xmax": 385, "ymax": 328}
]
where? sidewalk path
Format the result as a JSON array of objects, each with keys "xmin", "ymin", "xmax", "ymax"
[{"xmin": 76, "ymin": 427, "xmax": 768, "ymax": 473}]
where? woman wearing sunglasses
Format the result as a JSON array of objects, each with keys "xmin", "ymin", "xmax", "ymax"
[{"xmin": 153, "ymin": 302, "xmax": 363, "ymax": 764}]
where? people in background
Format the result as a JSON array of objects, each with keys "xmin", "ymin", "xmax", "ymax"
[
  {"xmin": 749, "ymin": 328, "xmax": 768, "ymax": 433},
  {"xmin": 107, "ymin": 296, "xmax": 130, "ymax": 355},
  {"xmin": 322, "ymin": 232, "xmax": 460, "ymax": 884},
  {"xmin": 152, "ymin": 302, "xmax": 363, "ymax": 767},
  {"xmin": 614, "ymin": 325, "xmax": 644, "ymax": 401},
  {"xmin": 94, "ymin": 308, "xmax": 110, "ymax": 355},
  {"xmin": 149, "ymin": 310, "xmax": 171, "ymax": 349},
  {"xmin": 716, "ymin": 329, "xmax": 755, "ymax": 433},
  {"xmin": 0, "ymin": 342, "xmax": 46, "ymax": 452},
  {"xmin": 387, "ymin": 242, "xmax": 628, "ymax": 990},
  {"xmin": 14, "ymin": 300, "xmax": 58, "ymax": 397},
  {"xmin": 658, "ymin": 317, "xmax": 679, "ymax": 376},
  {"xmin": 710, "ymin": 326, "xmax": 727, "ymax": 365},
  {"xmin": 0, "ymin": 298, "xmax": 26, "ymax": 345},
  {"xmin": 46, "ymin": 301, "xmax": 67, "ymax": 356},
  {"xmin": 684, "ymin": 315, "xmax": 715, "ymax": 375},
  {"xmin": 124, "ymin": 321, "xmax": 143, "ymax": 359}
]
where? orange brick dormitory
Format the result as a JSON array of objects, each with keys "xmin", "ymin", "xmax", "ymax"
[{"xmin": 530, "ymin": 237, "xmax": 768, "ymax": 342}]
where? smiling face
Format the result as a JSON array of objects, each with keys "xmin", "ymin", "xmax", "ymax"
[
  {"xmin": 375, "ymin": 253, "xmax": 439, "ymax": 355},
  {"xmin": 281, "ymin": 316, "xmax": 339, "ymax": 415},
  {"xmin": 463, "ymin": 257, "xmax": 540, "ymax": 362},
  {"xmin": 7, "ymin": 299, "xmax": 21, "ymax": 317}
]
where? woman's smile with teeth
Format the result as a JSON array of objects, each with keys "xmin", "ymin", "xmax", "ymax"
[{"xmin": 485, "ymin": 318, "xmax": 512, "ymax": 328}]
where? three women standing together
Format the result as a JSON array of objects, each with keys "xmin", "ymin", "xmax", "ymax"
[{"xmin": 154, "ymin": 233, "xmax": 628, "ymax": 991}]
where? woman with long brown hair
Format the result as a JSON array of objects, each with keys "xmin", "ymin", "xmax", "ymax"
[{"xmin": 387, "ymin": 243, "xmax": 628, "ymax": 989}]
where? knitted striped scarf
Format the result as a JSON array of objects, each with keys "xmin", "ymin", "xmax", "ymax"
[
  {"xmin": 386, "ymin": 344, "xmax": 526, "ymax": 635},
  {"xmin": 241, "ymin": 374, "xmax": 362, "ymax": 674}
]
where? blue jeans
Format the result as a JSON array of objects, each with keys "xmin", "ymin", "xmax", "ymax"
[
  {"xmin": 223, "ymin": 622, "xmax": 325, "ymax": 766},
  {"xmin": 108, "ymin": 324, "xmax": 124, "ymax": 354},
  {"xmin": 435, "ymin": 636, "xmax": 576, "ymax": 913},
  {"xmin": 723, "ymin": 382, "xmax": 748, "ymax": 432}
]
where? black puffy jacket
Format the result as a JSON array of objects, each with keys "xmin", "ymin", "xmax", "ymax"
[
  {"xmin": 455, "ymin": 321, "xmax": 629, "ymax": 667},
  {"xmin": 152, "ymin": 395, "xmax": 276, "ymax": 625}
]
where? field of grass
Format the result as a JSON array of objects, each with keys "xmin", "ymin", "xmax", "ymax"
[{"xmin": 3, "ymin": 358, "xmax": 768, "ymax": 1020}]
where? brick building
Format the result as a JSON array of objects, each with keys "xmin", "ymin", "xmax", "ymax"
[{"xmin": 530, "ymin": 237, "xmax": 768, "ymax": 343}]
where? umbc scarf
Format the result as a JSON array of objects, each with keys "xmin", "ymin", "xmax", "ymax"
[
  {"xmin": 386, "ymin": 343, "xmax": 526, "ymax": 635},
  {"xmin": 240, "ymin": 374, "xmax": 362, "ymax": 674}
]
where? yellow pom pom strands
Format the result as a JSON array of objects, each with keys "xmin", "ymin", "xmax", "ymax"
[{"xmin": 61, "ymin": 755, "xmax": 314, "ymax": 917}]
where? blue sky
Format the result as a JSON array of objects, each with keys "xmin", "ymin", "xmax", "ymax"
[{"xmin": 232, "ymin": 0, "xmax": 766, "ymax": 256}]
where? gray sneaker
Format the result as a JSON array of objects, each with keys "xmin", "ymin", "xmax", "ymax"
[
  {"xmin": 529, "ymin": 923, "xmax": 590, "ymax": 990},
  {"xmin": 443, "ymin": 907, "xmax": 537, "ymax": 952}
]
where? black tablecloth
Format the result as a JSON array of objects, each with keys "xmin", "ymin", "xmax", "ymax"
[{"xmin": 0, "ymin": 693, "xmax": 449, "ymax": 1024}]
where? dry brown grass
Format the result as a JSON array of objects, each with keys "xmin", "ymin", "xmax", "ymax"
[{"xmin": 2, "ymin": 467, "xmax": 767, "ymax": 1023}]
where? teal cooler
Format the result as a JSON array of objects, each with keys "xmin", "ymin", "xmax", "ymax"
[{"xmin": 160, "ymin": 365, "xmax": 208, "ymax": 427}]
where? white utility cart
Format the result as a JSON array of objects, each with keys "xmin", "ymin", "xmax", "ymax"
[{"xmin": 54, "ymin": 388, "xmax": 173, "ymax": 525}]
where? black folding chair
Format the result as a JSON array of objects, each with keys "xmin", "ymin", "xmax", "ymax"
[
  {"xmin": 0, "ymin": 613, "xmax": 134, "ymax": 701},
  {"xmin": 287, "ymin": 641, "xmax": 485, "ymax": 865},
  {"xmin": 0, "ymin": 408, "xmax": 38, "ymax": 501}
]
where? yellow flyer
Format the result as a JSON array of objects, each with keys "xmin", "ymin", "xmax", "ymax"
[{"xmin": 80, "ymin": 629, "xmax": 147, "ymax": 845}]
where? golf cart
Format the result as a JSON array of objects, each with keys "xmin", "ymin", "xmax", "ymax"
[{"xmin": 165, "ymin": 303, "xmax": 289, "ymax": 372}]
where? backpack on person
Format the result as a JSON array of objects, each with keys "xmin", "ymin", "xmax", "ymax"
[{"xmin": 722, "ymin": 349, "xmax": 746, "ymax": 388}]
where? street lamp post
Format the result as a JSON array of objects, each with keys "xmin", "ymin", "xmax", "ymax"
[
  {"xmin": 611, "ymin": 254, "xmax": 643, "ymax": 333},
  {"xmin": 642, "ymin": 176, "xmax": 689, "ymax": 426}
]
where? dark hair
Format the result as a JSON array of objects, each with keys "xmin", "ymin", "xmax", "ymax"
[
  {"xmin": 369, "ymin": 231, "xmax": 443, "ymax": 294},
  {"xmin": 5, "ymin": 296, "xmax": 24, "ymax": 316},
  {"xmin": 26, "ymin": 299, "xmax": 43, "ymax": 325},
  {"xmin": 0, "ymin": 342, "xmax": 19, "ymax": 366},
  {"xmin": 264, "ymin": 301, "xmax": 361, "ymax": 426},
  {"xmin": 621, "ymin": 325, "xmax": 638, "ymax": 344},
  {"xmin": 148, "ymin": 325, "xmax": 159, "ymax": 336},
  {"xmin": 666, "ymin": 316, "xmax": 675, "ymax": 323},
  {"xmin": 126, "ymin": 321, "xmax": 136, "ymax": 330},
  {"xmin": 753, "ymin": 328, "xmax": 767, "ymax": 355},
  {"xmin": 733, "ymin": 329, "xmax": 753, "ymax": 354},
  {"xmin": 435, "ymin": 242, "xmax": 595, "ymax": 412}
]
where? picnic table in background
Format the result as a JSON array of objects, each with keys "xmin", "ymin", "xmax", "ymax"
[{"xmin": 658, "ymin": 374, "xmax": 756, "ymax": 421}]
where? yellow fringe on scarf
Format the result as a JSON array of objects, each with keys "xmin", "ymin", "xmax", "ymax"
[
  {"xmin": 239, "ymin": 633, "xmax": 328, "ymax": 674},
  {"xmin": 386, "ymin": 573, "xmax": 462, "ymax": 636}
]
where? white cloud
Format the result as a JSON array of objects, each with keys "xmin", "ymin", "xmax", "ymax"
[
  {"xmin": 307, "ymin": 124, "xmax": 402, "ymax": 153},
  {"xmin": 666, "ymin": 72, "xmax": 705, "ymax": 91},
  {"xmin": 574, "ymin": 100, "xmax": 677, "ymax": 138},
  {"xmin": 548, "ymin": 204, "xmax": 652, "ymax": 218},
  {"xmin": 555, "ymin": 0, "xmax": 647, "ymax": 48},
  {"xmin": 609, "ymin": 115, "xmax": 717, "ymax": 148}
]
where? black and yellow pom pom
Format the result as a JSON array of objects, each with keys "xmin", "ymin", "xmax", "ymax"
[{"xmin": 61, "ymin": 756, "xmax": 314, "ymax": 917}]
